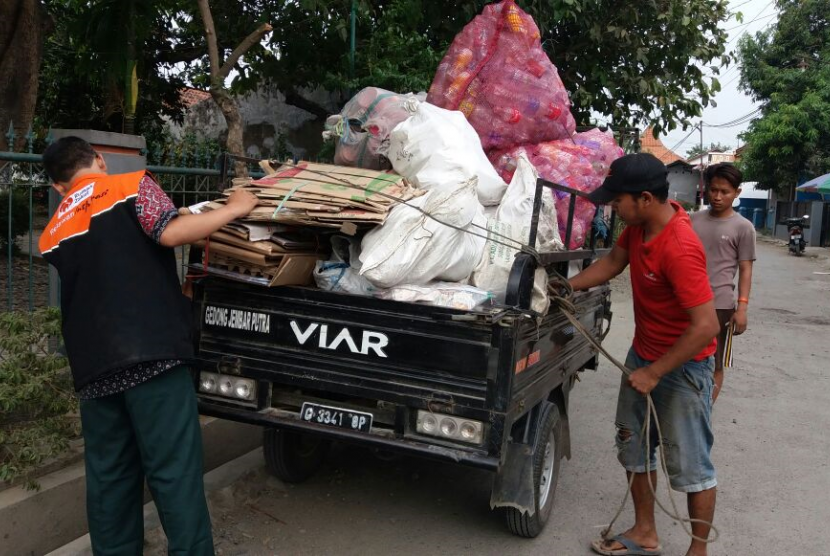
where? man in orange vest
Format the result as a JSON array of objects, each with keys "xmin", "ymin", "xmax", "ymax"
[{"xmin": 40, "ymin": 136, "xmax": 257, "ymax": 555}]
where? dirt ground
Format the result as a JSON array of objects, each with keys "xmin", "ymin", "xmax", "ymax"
[{"xmin": 143, "ymin": 239, "xmax": 830, "ymax": 555}]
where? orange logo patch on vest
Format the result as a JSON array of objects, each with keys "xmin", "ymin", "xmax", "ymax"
[
  {"xmin": 57, "ymin": 182, "xmax": 96, "ymax": 218},
  {"xmin": 39, "ymin": 171, "xmax": 144, "ymax": 255}
]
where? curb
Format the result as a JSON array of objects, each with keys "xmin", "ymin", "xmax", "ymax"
[
  {"xmin": 45, "ymin": 449, "xmax": 263, "ymax": 556},
  {"xmin": 0, "ymin": 417, "xmax": 262, "ymax": 556}
]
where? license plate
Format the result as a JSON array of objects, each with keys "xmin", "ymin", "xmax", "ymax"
[
  {"xmin": 300, "ymin": 402, "xmax": 373, "ymax": 432},
  {"xmin": 793, "ymin": 235, "xmax": 802, "ymax": 240}
]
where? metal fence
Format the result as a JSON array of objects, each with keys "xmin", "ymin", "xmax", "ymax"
[
  {"xmin": 776, "ymin": 200, "xmax": 813, "ymax": 226},
  {"xmin": 0, "ymin": 139, "xmax": 265, "ymax": 313}
]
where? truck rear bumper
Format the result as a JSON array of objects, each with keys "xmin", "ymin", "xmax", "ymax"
[{"xmin": 198, "ymin": 399, "xmax": 501, "ymax": 471}]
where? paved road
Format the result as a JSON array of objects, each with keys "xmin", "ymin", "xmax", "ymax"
[{"xmin": 146, "ymin": 239, "xmax": 830, "ymax": 555}]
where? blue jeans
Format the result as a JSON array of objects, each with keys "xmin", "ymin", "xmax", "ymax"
[{"xmin": 615, "ymin": 347, "xmax": 717, "ymax": 493}]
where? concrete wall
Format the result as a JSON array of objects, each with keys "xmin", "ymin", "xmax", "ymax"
[
  {"xmin": 51, "ymin": 130, "xmax": 146, "ymax": 173},
  {"xmin": 668, "ymin": 166, "xmax": 699, "ymax": 205},
  {"xmin": 168, "ymin": 85, "xmax": 341, "ymax": 160},
  {"xmin": 772, "ymin": 200, "xmax": 826, "ymax": 246},
  {"xmin": 810, "ymin": 201, "xmax": 825, "ymax": 247}
]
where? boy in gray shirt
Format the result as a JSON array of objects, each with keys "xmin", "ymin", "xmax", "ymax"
[{"xmin": 691, "ymin": 163, "xmax": 756, "ymax": 402}]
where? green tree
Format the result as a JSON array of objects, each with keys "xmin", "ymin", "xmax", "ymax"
[
  {"xmin": 737, "ymin": 0, "xmax": 830, "ymax": 193},
  {"xmin": 196, "ymin": 0, "xmax": 272, "ymax": 177},
  {"xmin": 686, "ymin": 142, "xmax": 732, "ymax": 159},
  {"xmin": 231, "ymin": 0, "xmax": 732, "ymax": 132},
  {"xmin": 30, "ymin": 0, "xmax": 734, "ymax": 150},
  {"xmin": 35, "ymin": 0, "xmax": 190, "ymax": 137},
  {"xmin": 0, "ymin": 0, "xmax": 52, "ymax": 150}
]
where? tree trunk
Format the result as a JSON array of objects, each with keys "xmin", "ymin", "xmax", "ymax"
[
  {"xmin": 197, "ymin": 0, "xmax": 271, "ymax": 179},
  {"xmin": 0, "ymin": 0, "xmax": 48, "ymax": 151},
  {"xmin": 210, "ymin": 87, "xmax": 247, "ymax": 178}
]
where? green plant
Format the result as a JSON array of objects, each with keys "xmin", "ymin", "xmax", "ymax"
[
  {"xmin": 737, "ymin": 0, "xmax": 830, "ymax": 193},
  {"xmin": 0, "ymin": 308, "xmax": 79, "ymax": 491},
  {"xmin": 677, "ymin": 200, "xmax": 696, "ymax": 213},
  {"xmin": 0, "ymin": 189, "xmax": 32, "ymax": 253}
]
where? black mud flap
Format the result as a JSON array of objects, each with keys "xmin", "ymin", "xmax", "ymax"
[{"xmin": 489, "ymin": 437, "xmax": 536, "ymax": 515}]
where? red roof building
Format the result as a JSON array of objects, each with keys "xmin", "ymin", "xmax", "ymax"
[
  {"xmin": 640, "ymin": 127, "xmax": 685, "ymax": 165},
  {"xmin": 180, "ymin": 88, "xmax": 211, "ymax": 108}
]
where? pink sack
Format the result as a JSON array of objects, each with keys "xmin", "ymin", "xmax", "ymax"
[
  {"xmin": 489, "ymin": 130, "xmax": 623, "ymax": 249},
  {"xmin": 327, "ymin": 87, "xmax": 418, "ymax": 169},
  {"xmin": 427, "ymin": 0, "xmax": 575, "ymax": 151}
]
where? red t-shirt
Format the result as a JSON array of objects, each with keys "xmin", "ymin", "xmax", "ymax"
[{"xmin": 617, "ymin": 201, "xmax": 716, "ymax": 362}]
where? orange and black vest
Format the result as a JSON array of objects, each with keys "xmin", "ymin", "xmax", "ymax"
[{"xmin": 39, "ymin": 171, "xmax": 193, "ymax": 391}]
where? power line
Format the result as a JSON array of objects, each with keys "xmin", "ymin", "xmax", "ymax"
[
  {"xmin": 706, "ymin": 7, "xmax": 776, "ymax": 81},
  {"xmin": 705, "ymin": 107, "xmax": 762, "ymax": 128},
  {"xmin": 661, "ymin": 125, "xmax": 700, "ymax": 160},
  {"xmin": 722, "ymin": 72, "xmax": 742, "ymax": 89},
  {"xmin": 725, "ymin": 12, "xmax": 776, "ymax": 32},
  {"xmin": 728, "ymin": 0, "xmax": 756, "ymax": 13},
  {"xmin": 715, "ymin": 62, "xmax": 741, "ymax": 81},
  {"xmin": 727, "ymin": 1, "xmax": 776, "ymax": 45}
]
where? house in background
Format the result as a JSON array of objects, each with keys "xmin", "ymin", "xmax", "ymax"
[
  {"xmin": 639, "ymin": 128, "xmax": 697, "ymax": 206},
  {"xmin": 686, "ymin": 149, "xmax": 736, "ymax": 170},
  {"xmin": 666, "ymin": 160, "xmax": 699, "ymax": 205}
]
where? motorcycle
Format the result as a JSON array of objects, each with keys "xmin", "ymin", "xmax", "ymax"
[{"xmin": 786, "ymin": 215, "xmax": 809, "ymax": 256}]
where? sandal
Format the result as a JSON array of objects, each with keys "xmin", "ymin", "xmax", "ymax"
[{"xmin": 591, "ymin": 534, "xmax": 662, "ymax": 556}]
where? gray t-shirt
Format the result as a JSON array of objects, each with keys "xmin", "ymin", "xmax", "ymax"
[{"xmin": 691, "ymin": 209, "xmax": 756, "ymax": 309}]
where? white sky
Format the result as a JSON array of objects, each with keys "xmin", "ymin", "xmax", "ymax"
[{"xmin": 660, "ymin": 0, "xmax": 778, "ymax": 158}]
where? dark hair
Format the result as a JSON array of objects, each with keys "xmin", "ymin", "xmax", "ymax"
[
  {"xmin": 42, "ymin": 137, "xmax": 97, "ymax": 183},
  {"xmin": 705, "ymin": 163, "xmax": 742, "ymax": 190},
  {"xmin": 632, "ymin": 184, "xmax": 670, "ymax": 203}
]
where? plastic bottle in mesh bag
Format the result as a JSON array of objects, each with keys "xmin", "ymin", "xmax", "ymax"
[
  {"xmin": 488, "ymin": 129, "xmax": 623, "ymax": 249},
  {"xmin": 427, "ymin": 0, "xmax": 575, "ymax": 151},
  {"xmin": 326, "ymin": 87, "xmax": 420, "ymax": 170}
]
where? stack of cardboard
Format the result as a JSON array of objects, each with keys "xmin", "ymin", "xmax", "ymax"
[
  {"xmin": 201, "ymin": 161, "xmax": 418, "ymax": 231},
  {"xmin": 189, "ymin": 161, "xmax": 418, "ymax": 287},
  {"xmin": 191, "ymin": 222, "xmax": 321, "ymax": 287}
]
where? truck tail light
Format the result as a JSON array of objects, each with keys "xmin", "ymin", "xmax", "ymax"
[
  {"xmin": 416, "ymin": 410, "xmax": 483, "ymax": 445},
  {"xmin": 199, "ymin": 371, "xmax": 256, "ymax": 402}
]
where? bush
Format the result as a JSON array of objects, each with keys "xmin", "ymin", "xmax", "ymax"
[
  {"xmin": 0, "ymin": 189, "xmax": 31, "ymax": 252},
  {"xmin": 0, "ymin": 308, "xmax": 79, "ymax": 490}
]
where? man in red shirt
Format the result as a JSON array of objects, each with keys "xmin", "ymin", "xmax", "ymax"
[{"xmin": 570, "ymin": 154, "xmax": 720, "ymax": 556}]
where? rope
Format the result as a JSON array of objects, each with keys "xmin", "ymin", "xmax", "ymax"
[
  {"xmin": 547, "ymin": 273, "xmax": 719, "ymax": 545},
  {"xmin": 234, "ymin": 154, "xmax": 718, "ymax": 544},
  {"xmin": 252, "ymin": 160, "xmax": 543, "ymax": 265}
]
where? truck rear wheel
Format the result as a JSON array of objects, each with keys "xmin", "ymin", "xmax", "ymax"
[
  {"xmin": 504, "ymin": 403, "xmax": 563, "ymax": 538},
  {"xmin": 263, "ymin": 428, "xmax": 330, "ymax": 483}
]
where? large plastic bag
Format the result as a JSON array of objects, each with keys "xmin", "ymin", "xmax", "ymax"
[
  {"xmin": 496, "ymin": 152, "xmax": 563, "ymax": 254},
  {"xmin": 325, "ymin": 87, "xmax": 420, "ymax": 169},
  {"xmin": 359, "ymin": 179, "xmax": 487, "ymax": 288},
  {"xmin": 314, "ymin": 236, "xmax": 376, "ymax": 295},
  {"xmin": 427, "ymin": 0, "xmax": 575, "ymax": 151},
  {"xmin": 377, "ymin": 282, "xmax": 493, "ymax": 311},
  {"xmin": 387, "ymin": 102, "xmax": 507, "ymax": 205},
  {"xmin": 471, "ymin": 154, "xmax": 560, "ymax": 313},
  {"xmin": 489, "ymin": 128, "xmax": 623, "ymax": 249}
]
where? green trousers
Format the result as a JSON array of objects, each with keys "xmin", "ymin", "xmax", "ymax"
[{"xmin": 80, "ymin": 366, "xmax": 214, "ymax": 556}]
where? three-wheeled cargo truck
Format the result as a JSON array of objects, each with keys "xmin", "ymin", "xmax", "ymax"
[{"xmin": 189, "ymin": 179, "xmax": 614, "ymax": 537}]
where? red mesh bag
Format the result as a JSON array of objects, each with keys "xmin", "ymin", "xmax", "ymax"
[
  {"xmin": 427, "ymin": 0, "xmax": 575, "ymax": 151},
  {"xmin": 489, "ymin": 129, "xmax": 623, "ymax": 249}
]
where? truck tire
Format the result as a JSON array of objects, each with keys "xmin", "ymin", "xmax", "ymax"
[
  {"xmin": 262, "ymin": 428, "xmax": 330, "ymax": 483},
  {"xmin": 505, "ymin": 402, "xmax": 563, "ymax": 538}
]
